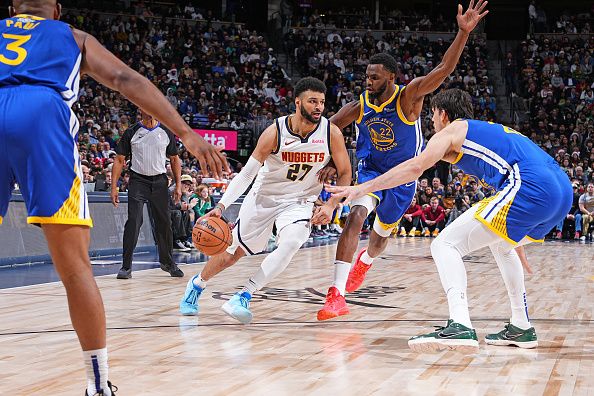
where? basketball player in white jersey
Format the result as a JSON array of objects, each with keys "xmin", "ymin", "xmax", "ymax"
[{"xmin": 179, "ymin": 77, "xmax": 352, "ymax": 323}]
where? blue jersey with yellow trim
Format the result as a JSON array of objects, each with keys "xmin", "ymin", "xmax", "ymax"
[
  {"xmin": 0, "ymin": 14, "xmax": 80, "ymax": 107},
  {"xmin": 355, "ymin": 85, "xmax": 423, "ymax": 173},
  {"xmin": 454, "ymin": 120, "xmax": 556, "ymax": 190}
]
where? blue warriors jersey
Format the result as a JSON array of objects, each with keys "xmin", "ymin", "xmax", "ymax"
[
  {"xmin": 355, "ymin": 85, "xmax": 424, "ymax": 173},
  {"xmin": 0, "ymin": 14, "xmax": 89, "ymax": 227},
  {"xmin": 452, "ymin": 119, "xmax": 572, "ymax": 244},
  {"xmin": 353, "ymin": 85, "xmax": 423, "ymax": 231},
  {"xmin": 452, "ymin": 120, "xmax": 557, "ymax": 190},
  {"xmin": 0, "ymin": 14, "xmax": 81, "ymax": 107}
]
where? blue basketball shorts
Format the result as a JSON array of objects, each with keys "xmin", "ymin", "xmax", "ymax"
[{"xmin": 0, "ymin": 85, "xmax": 91, "ymax": 226}]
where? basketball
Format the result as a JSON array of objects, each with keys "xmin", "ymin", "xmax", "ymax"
[{"xmin": 192, "ymin": 216, "xmax": 232, "ymax": 256}]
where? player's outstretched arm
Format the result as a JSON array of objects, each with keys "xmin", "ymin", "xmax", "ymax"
[
  {"xmin": 326, "ymin": 123, "xmax": 461, "ymax": 204},
  {"xmin": 202, "ymin": 123, "xmax": 278, "ymax": 220},
  {"xmin": 400, "ymin": 0, "xmax": 488, "ymax": 120},
  {"xmin": 73, "ymin": 29, "xmax": 229, "ymax": 179}
]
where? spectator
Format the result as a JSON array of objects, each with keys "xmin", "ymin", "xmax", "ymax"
[
  {"xmin": 467, "ymin": 179, "xmax": 485, "ymax": 203},
  {"xmin": 170, "ymin": 174, "xmax": 195, "ymax": 251},
  {"xmin": 421, "ymin": 197, "xmax": 446, "ymax": 237},
  {"xmin": 578, "ymin": 182, "xmax": 594, "ymax": 240},
  {"xmin": 418, "ymin": 186, "xmax": 435, "ymax": 207},
  {"xmin": 191, "ymin": 183, "xmax": 214, "ymax": 219},
  {"xmin": 398, "ymin": 196, "xmax": 423, "ymax": 237},
  {"xmin": 446, "ymin": 194, "xmax": 471, "ymax": 227}
]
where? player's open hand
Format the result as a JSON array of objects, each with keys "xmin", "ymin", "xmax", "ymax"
[
  {"xmin": 198, "ymin": 205, "xmax": 223, "ymax": 223},
  {"xmin": 182, "ymin": 133, "xmax": 230, "ymax": 180},
  {"xmin": 324, "ymin": 184, "xmax": 366, "ymax": 206},
  {"xmin": 456, "ymin": 0, "xmax": 489, "ymax": 34},
  {"xmin": 311, "ymin": 204, "xmax": 334, "ymax": 225}
]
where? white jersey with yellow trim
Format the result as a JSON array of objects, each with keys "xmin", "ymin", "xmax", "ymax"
[{"xmin": 251, "ymin": 115, "xmax": 331, "ymax": 203}]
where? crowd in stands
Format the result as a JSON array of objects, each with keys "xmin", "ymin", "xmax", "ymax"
[
  {"xmin": 501, "ymin": 33, "xmax": 593, "ymax": 239},
  {"xmin": 291, "ymin": 7, "xmax": 456, "ymax": 33},
  {"xmin": 529, "ymin": 1, "xmax": 592, "ymax": 34},
  {"xmin": 61, "ymin": 1, "xmax": 233, "ymax": 22},
  {"xmin": 64, "ymin": 6, "xmax": 293, "ymax": 187}
]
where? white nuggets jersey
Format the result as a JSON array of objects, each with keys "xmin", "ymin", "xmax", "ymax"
[{"xmin": 251, "ymin": 115, "xmax": 332, "ymax": 203}]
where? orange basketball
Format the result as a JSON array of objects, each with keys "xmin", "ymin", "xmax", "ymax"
[{"xmin": 192, "ymin": 216, "xmax": 232, "ymax": 256}]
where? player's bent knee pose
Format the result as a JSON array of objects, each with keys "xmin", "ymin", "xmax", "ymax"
[
  {"xmin": 179, "ymin": 77, "xmax": 352, "ymax": 324},
  {"xmin": 327, "ymin": 89, "xmax": 572, "ymax": 354}
]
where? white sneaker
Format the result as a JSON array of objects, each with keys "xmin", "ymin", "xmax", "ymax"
[
  {"xmin": 332, "ymin": 224, "xmax": 343, "ymax": 233},
  {"xmin": 174, "ymin": 240, "xmax": 191, "ymax": 251}
]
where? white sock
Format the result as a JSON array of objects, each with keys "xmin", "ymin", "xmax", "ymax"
[
  {"xmin": 431, "ymin": 237, "xmax": 473, "ymax": 329},
  {"xmin": 359, "ymin": 250, "xmax": 374, "ymax": 265},
  {"xmin": 192, "ymin": 273, "xmax": 207, "ymax": 289},
  {"xmin": 83, "ymin": 348, "xmax": 110, "ymax": 396},
  {"xmin": 490, "ymin": 242, "xmax": 532, "ymax": 329},
  {"xmin": 509, "ymin": 292, "xmax": 531, "ymax": 330},
  {"xmin": 446, "ymin": 287, "xmax": 472, "ymax": 328},
  {"xmin": 333, "ymin": 260, "xmax": 351, "ymax": 295},
  {"xmin": 242, "ymin": 278, "xmax": 259, "ymax": 295}
]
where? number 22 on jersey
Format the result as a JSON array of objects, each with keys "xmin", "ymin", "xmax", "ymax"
[{"xmin": 0, "ymin": 33, "xmax": 31, "ymax": 66}]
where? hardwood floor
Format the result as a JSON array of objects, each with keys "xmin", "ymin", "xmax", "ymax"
[{"xmin": 1, "ymin": 238, "xmax": 592, "ymax": 395}]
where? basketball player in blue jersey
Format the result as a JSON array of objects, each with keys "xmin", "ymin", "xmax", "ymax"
[
  {"xmin": 327, "ymin": 89, "xmax": 573, "ymax": 354},
  {"xmin": 317, "ymin": 0, "xmax": 489, "ymax": 320},
  {"xmin": 0, "ymin": 1, "xmax": 227, "ymax": 395}
]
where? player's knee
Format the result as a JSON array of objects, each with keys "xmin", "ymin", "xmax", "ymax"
[
  {"xmin": 346, "ymin": 207, "xmax": 367, "ymax": 227},
  {"xmin": 281, "ymin": 236, "xmax": 304, "ymax": 252},
  {"xmin": 280, "ymin": 227, "xmax": 309, "ymax": 252},
  {"xmin": 489, "ymin": 240, "xmax": 512, "ymax": 257},
  {"xmin": 430, "ymin": 234, "xmax": 451, "ymax": 257}
]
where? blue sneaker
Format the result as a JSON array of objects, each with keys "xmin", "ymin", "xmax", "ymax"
[
  {"xmin": 221, "ymin": 292, "xmax": 253, "ymax": 324},
  {"xmin": 179, "ymin": 275, "xmax": 203, "ymax": 316}
]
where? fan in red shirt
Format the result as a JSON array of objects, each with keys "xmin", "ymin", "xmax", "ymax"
[
  {"xmin": 422, "ymin": 197, "xmax": 446, "ymax": 237},
  {"xmin": 398, "ymin": 196, "xmax": 423, "ymax": 236}
]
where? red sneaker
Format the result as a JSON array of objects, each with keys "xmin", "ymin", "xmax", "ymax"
[
  {"xmin": 345, "ymin": 248, "xmax": 372, "ymax": 293},
  {"xmin": 317, "ymin": 286, "xmax": 349, "ymax": 321}
]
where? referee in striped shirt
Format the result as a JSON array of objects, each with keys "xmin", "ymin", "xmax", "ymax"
[{"xmin": 111, "ymin": 110, "xmax": 184, "ymax": 279}]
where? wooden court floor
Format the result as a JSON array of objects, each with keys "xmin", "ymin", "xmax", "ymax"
[{"xmin": 1, "ymin": 238, "xmax": 592, "ymax": 395}]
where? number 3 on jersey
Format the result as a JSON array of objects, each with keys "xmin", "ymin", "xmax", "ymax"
[
  {"xmin": 286, "ymin": 164, "xmax": 313, "ymax": 181},
  {"xmin": 0, "ymin": 33, "xmax": 31, "ymax": 66}
]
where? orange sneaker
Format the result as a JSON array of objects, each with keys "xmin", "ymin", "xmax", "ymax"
[
  {"xmin": 317, "ymin": 286, "xmax": 349, "ymax": 321},
  {"xmin": 345, "ymin": 248, "xmax": 372, "ymax": 293}
]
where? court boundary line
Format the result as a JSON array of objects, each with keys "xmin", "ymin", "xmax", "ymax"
[{"xmin": 1, "ymin": 317, "xmax": 592, "ymax": 337}]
